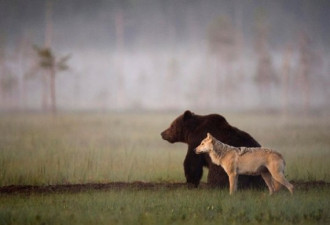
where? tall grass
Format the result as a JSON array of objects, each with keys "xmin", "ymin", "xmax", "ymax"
[
  {"xmin": 0, "ymin": 112, "xmax": 329, "ymax": 186},
  {"xmin": 0, "ymin": 113, "xmax": 185, "ymax": 186}
]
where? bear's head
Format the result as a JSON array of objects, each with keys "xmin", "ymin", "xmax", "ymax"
[{"xmin": 161, "ymin": 110, "xmax": 196, "ymax": 143}]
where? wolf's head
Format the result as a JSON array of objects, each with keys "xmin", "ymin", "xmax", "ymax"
[{"xmin": 195, "ymin": 133, "xmax": 214, "ymax": 154}]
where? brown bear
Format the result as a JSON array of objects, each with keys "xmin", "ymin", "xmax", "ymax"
[{"xmin": 161, "ymin": 110, "xmax": 265, "ymax": 188}]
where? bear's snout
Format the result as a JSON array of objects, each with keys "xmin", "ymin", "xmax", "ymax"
[
  {"xmin": 161, "ymin": 129, "xmax": 176, "ymax": 143},
  {"xmin": 161, "ymin": 130, "xmax": 170, "ymax": 141},
  {"xmin": 160, "ymin": 131, "xmax": 166, "ymax": 139}
]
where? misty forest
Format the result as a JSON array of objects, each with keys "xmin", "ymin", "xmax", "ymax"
[{"xmin": 1, "ymin": 0, "xmax": 330, "ymax": 112}]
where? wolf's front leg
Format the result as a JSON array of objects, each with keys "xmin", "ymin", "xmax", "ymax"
[{"xmin": 228, "ymin": 174, "xmax": 238, "ymax": 195}]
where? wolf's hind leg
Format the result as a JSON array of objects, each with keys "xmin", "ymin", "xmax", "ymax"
[
  {"xmin": 271, "ymin": 172, "xmax": 294, "ymax": 194},
  {"xmin": 261, "ymin": 172, "xmax": 274, "ymax": 195},
  {"xmin": 272, "ymin": 179, "xmax": 282, "ymax": 192}
]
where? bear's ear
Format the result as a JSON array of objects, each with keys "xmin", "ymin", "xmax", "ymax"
[{"xmin": 183, "ymin": 110, "xmax": 193, "ymax": 121}]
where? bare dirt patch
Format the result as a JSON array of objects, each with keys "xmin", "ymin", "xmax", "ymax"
[
  {"xmin": 0, "ymin": 181, "xmax": 328, "ymax": 195},
  {"xmin": 0, "ymin": 182, "xmax": 188, "ymax": 194}
]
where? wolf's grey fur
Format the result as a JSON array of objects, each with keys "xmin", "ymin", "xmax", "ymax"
[
  {"xmin": 213, "ymin": 139, "xmax": 274, "ymax": 157},
  {"xmin": 195, "ymin": 133, "xmax": 294, "ymax": 195}
]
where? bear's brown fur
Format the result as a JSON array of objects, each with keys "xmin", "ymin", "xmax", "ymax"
[{"xmin": 161, "ymin": 110, "xmax": 265, "ymax": 188}]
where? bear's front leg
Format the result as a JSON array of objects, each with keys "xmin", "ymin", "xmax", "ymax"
[
  {"xmin": 207, "ymin": 163, "xmax": 229, "ymax": 188},
  {"xmin": 184, "ymin": 149, "xmax": 204, "ymax": 188}
]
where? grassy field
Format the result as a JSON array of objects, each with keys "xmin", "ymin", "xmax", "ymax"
[
  {"xmin": 0, "ymin": 112, "xmax": 329, "ymax": 185},
  {"xmin": 1, "ymin": 187, "xmax": 329, "ymax": 225},
  {"xmin": 0, "ymin": 112, "xmax": 329, "ymax": 224},
  {"xmin": 0, "ymin": 113, "xmax": 186, "ymax": 186}
]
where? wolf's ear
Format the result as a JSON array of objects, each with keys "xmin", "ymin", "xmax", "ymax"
[
  {"xmin": 208, "ymin": 133, "xmax": 216, "ymax": 144},
  {"xmin": 183, "ymin": 110, "xmax": 193, "ymax": 121}
]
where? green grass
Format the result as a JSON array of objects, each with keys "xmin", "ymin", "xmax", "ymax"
[
  {"xmin": 0, "ymin": 112, "xmax": 329, "ymax": 186},
  {"xmin": 0, "ymin": 112, "xmax": 329, "ymax": 225},
  {"xmin": 0, "ymin": 113, "xmax": 186, "ymax": 186},
  {"xmin": 0, "ymin": 188, "xmax": 329, "ymax": 225}
]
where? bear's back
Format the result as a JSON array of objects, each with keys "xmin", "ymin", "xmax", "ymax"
[{"xmin": 191, "ymin": 113, "xmax": 261, "ymax": 148}]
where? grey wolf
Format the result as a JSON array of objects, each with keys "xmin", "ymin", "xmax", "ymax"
[{"xmin": 195, "ymin": 133, "xmax": 294, "ymax": 195}]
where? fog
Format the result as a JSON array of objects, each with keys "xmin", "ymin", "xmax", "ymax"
[{"xmin": 1, "ymin": 0, "xmax": 329, "ymax": 112}]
